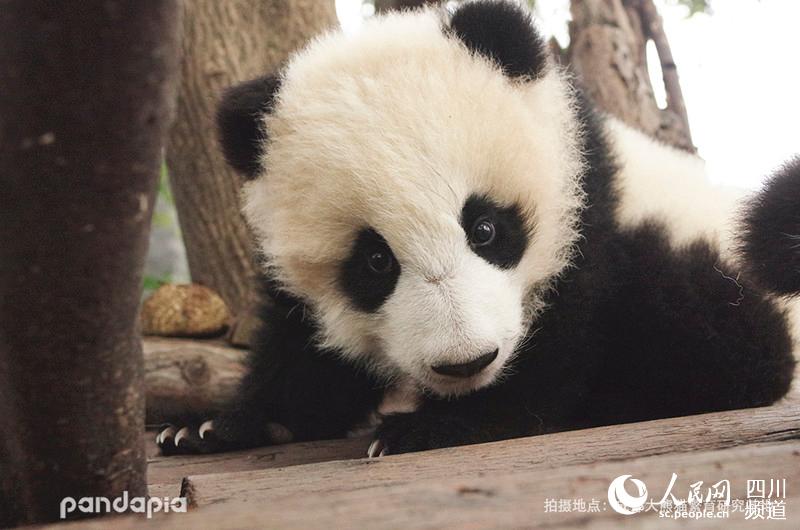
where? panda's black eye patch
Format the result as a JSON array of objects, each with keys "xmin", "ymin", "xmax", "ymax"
[
  {"xmin": 339, "ymin": 228, "xmax": 401, "ymax": 313},
  {"xmin": 460, "ymin": 195, "xmax": 528, "ymax": 268}
]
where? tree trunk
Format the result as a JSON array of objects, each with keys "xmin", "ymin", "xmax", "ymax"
[
  {"xmin": 166, "ymin": 0, "xmax": 337, "ymax": 345},
  {"xmin": 567, "ymin": 0, "xmax": 694, "ymax": 151},
  {"xmin": 0, "ymin": 1, "xmax": 181, "ymax": 525}
]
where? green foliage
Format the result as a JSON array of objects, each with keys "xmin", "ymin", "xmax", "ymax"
[
  {"xmin": 158, "ymin": 161, "xmax": 173, "ymax": 205},
  {"xmin": 143, "ymin": 273, "xmax": 171, "ymax": 292},
  {"xmin": 153, "ymin": 162, "xmax": 175, "ymax": 229},
  {"xmin": 671, "ymin": 0, "xmax": 712, "ymax": 17},
  {"xmin": 152, "ymin": 211, "xmax": 173, "ymax": 229}
]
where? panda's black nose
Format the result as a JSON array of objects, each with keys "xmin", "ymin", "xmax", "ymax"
[{"xmin": 432, "ymin": 349, "xmax": 498, "ymax": 378}]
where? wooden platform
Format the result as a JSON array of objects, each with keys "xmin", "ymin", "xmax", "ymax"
[{"xmin": 47, "ymin": 365, "xmax": 800, "ymax": 528}]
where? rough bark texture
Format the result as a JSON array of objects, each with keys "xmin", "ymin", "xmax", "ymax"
[
  {"xmin": 636, "ymin": 0, "xmax": 692, "ymax": 144},
  {"xmin": 143, "ymin": 338, "xmax": 247, "ymax": 424},
  {"xmin": 568, "ymin": 0, "xmax": 694, "ymax": 151},
  {"xmin": 0, "ymin": 1, "xmax": 181, "ymax": 525},
  {"xmin": 166, "ymin": 0, "xmax": 337, "ymax": 345}
]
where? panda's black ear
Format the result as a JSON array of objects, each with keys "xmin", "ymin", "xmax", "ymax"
[
  {"xmin": 447, "ymin": 0, "xmax": 547, "ymax": 80},
  {"xmin": 216, "ymin": 74, "xmax": 281, "ymax": 179}
]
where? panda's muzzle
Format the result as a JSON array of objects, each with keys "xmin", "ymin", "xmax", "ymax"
[{"xmin": 431, "ymin": 349, "xmax": 498, "ymax": 378}]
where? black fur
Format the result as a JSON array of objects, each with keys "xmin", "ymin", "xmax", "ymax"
[
  {"xmin": 339, "ymin": 228, "xmax": 401, "ymax": 313},
  {"xmin": 159, "ymin": 279, "xmax": 384, "ymax": 455},
  {"xmin": 448, "ymin": 0, "xmax": 548, "ymax": 80},
  {"xmin": 460, "ymin": 194, "xmax": 528, "ymax": 268},
  {"xmin": 740, "ymin": 157, "xmax": 800, "ymax": 295},
  {"xmin": 216, "ymin": 74, "xmax": 281, "ymax": 179}
]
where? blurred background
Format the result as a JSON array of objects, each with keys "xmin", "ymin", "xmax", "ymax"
[{"xmin": 145, "ymin": 0, "xmax": 800, "ymax": 293}]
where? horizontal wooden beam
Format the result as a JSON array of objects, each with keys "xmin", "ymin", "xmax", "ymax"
[
  {"xmin": 199, "ymin": 441, "xmax": 800, "ymax": 529},
  {"xmin": 147, "ymin": 435, "xmax": 369, "ymax": 488},
  {"xmin": 182, "ymin": 395, "xmax": 800, "ymax": 506},
  {"xmin": 45, "ymin": 439, "xmax": 800, "ymax": 529}
]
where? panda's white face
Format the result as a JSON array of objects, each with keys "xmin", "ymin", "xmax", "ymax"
[{"xmin": 242, "ymin": 8, "xmax": 585, "ymax": 396}]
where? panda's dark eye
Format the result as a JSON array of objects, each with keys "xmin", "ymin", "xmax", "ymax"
[
  {"xmin": 366, "ymin": 248, "xmax": 394, "ymax": 274},
  {"xmin": 470, "ymin": 217, "xmax": 496, "ymax": 247}
]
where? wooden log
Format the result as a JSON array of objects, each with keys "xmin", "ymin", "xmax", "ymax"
[
  {"xmin": 42, "ymin": 440, "xmax": 800, "ymax": 529},
  {"xmin": 183, "ymin": 397, "xmax": 800, "ymax": 506},
  {"xmin": 144, "ymin": 337, "xmax": 247, "ymax": 424}
]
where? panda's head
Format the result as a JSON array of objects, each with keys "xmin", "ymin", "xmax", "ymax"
[{"xmin": 218, "ymin": 1, "xmax": 585, "ymax": 396}]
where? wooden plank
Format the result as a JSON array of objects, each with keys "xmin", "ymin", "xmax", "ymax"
[
  {"xmin": 147, "ymin": 434, "xmax": 369, "ymax": 487},
  {"xmin": 41, "ymin": 440, "xmax": 800, "ymax": 529},
  {"xmin": 188, "ymin": 441, "xmax": 800, "ymax": 530},
  {"xmin": 147, "ymin": 483, "xmax": 179, "ymax": 500},
  {"xmin": 183, "ymin": 398, "xmax": 800, "ymax": 506}
]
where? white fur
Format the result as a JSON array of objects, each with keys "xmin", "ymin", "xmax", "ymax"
[
  {"xmin": 348, "ymin": 378, "xmax": 421, "ymax": 438},
  {"xmin": 380, "ymin": 250, "xmax": 524, "ymax": 395},
  {"xmin": 377, "ymin": 378, "xmax": 421, "ymax": 415},
  {"xmin": 242, "ymin": 8, "xmax": 585, "ymax": 395},
  {"xmin": 607, "ymin": 118, "xmax": 745, "ymax": 258}
]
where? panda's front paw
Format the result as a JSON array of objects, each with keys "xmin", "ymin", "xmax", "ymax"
[
  {"xmin": 156, "ymin": 415, "xmax": 294, "ymax": 456},
  {"xmin": 156, "ymin": 420, "xmax": 225, "ymax": 455},
  {"xmin": 369, "ymin": 411, "xmax": 472, "ymax": 457}
]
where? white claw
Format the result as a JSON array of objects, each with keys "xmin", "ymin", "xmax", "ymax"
[
  {"xmin": 174, "ymin": 426, "xmax": 191, "ymax": 447},
  {"xmin": 367, "ymin": 439, "xmax": 385, "ymax": 458},
  {"xmin": 199, "ymin": 420, "xmax": 214, "ymax": 440},
  {"xmin": 156, "ymin": 426, "xmax": 175, "ymax": 445}
]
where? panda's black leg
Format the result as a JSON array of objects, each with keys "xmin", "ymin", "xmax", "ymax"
[
  {"xmin": 585, "ymin": 227, "xmax": 796, "ymax": 426},
  {"xmin": 156, "ymin": 346, "xmax": 384, "ymax": 456},
  {"xmin": 370, "ymin": 382, "xmax": 553, "ymax": 456},
  {"xmin": 157, "ymin": 297, "xmax": 384, "ymax": 456},
  {"xmin": 155, "ymin": 401, "xmax": 282, "ymax": 455},
  {"xmin": 154, "ymin": 370, "xmax": 288, "ymax": 455}
]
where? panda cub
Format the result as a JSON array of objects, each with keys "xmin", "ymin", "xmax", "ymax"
[{"xmin": 158, "ymin": 0, "xmax": 798, "ymax": 456}]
